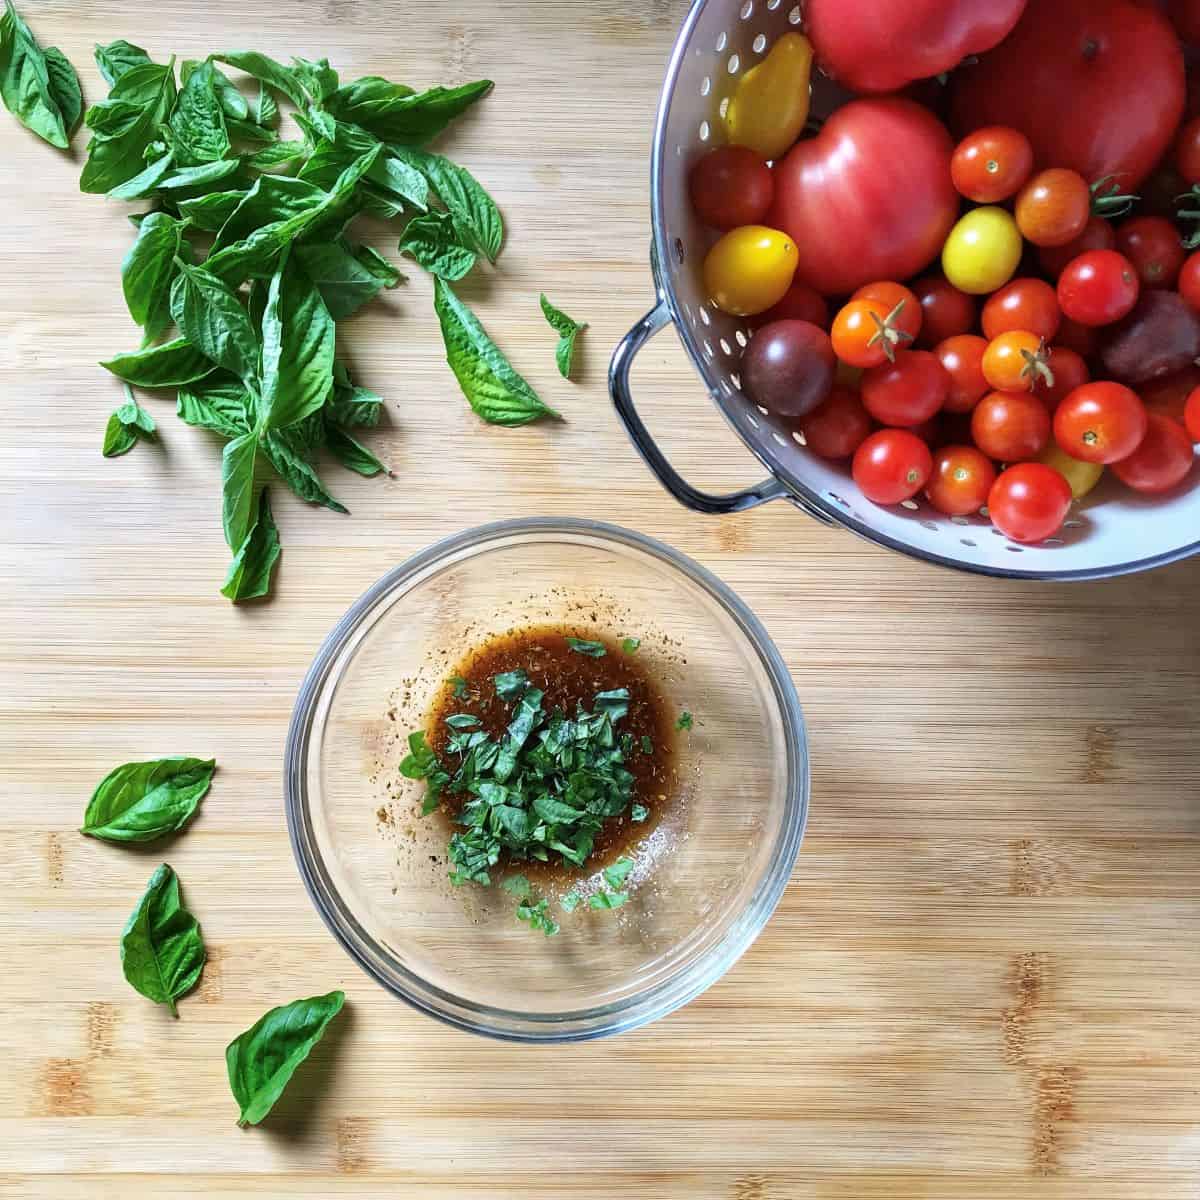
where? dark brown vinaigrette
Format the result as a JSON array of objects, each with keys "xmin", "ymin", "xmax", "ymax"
[{"xmin": 426, "ymin": 625, "xmax": 678, "ymax": 885}]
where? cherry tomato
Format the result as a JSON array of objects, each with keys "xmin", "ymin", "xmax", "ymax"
[
  {"xmin": 861, "ymin": 350, "xmax": 948, "ymax": 427},
  {"xmin": 1057, "ymin": 250, "xmax": 1140, "ymax": 327},
  {"xmin": 909, "ymin": 413, "xmax": 943, "ymax": 444},
  {"xmin": 1055, "ymin": 317, "xmax": 1099, "ymax": 358},
  {"xmin": 982, "ymin": 331, "xmax": 1052, "ymax": 393},
  {"xmin": 1053, "ymin": 381, "xmax": 1148, "ymax": 464},
  {"xmin": 1178, "ymin": 251, "xmax": 1200, "ymax": 314},
  {"xmin": 852, "ymin": 281, "xmax": 922, "ymax": 345},
  {"xmin": 852, "ymin": 428, "xmax": 933, "ymax": 504},
  {"xmin": 1186, "ymin": 387, "xmax": 1200, "ymax": 442},
  {"xmin": 831, "ymin": 298, "xmax": 908, "ymax": 369},
  {"xmin": 725, "ymin": 32, "xmax": 813, "ymax": 160},
  {"xmin": 982, "ymin": 278, "xmax": 1061, "ymax": 342},
  {"xmin": 1110, "ymin": 412, "xmax": 1195, "ymax": 491},
  {"xmin": 798, "ymin": 387, "xmax": 873, "ymax": 460},
  {"xmin": 760, "ymin": 280, "xmax": 829, "ymax": 328},
  {"xmin": 950, "ymin": 125, "xmax": 1034, "ymax": 203},
  {"xmin": 972, "ymin": 391, "xmax": 1051, "ymax": 461},
  {"xmin": 1140, "ymin": 365, "xmax": 1200, "ymax": 425},
  {"xmin": 1015, "ymin": 168, "xmax": 1091, "ymax": 247},
  {"xmin": 1038, "ymin": 443, "xmax": 1104, "ymax": 499},
  {"xmin": 1175, "ymin": 115, "xmax": 1200, "ymax": 185},
  {"xmin": 741, "ymin": 320, "xmax": 835, "ymax": 418},
  {"xmin": 925, "ymin": 445, "xmax": 997, "ymax": 515},
  {"xmin": 934, "ymin": 334, "xmax": 989, "ymax": 414},
  {"xmin": 941, "ymin": 206, "xmax": 1023, "ymax": 295},
  {"xmin": 987, "ymin": 463, "xmax": 1073, "ymax": 543},
  {"xmin": 1033, "ymin": 346, "xmax": 1089, "ymax": 413},
  {"xmin": 1038, "ymin": 216, "xmax": 1116, "ymax": 280},
  {"xmin": 689, "ymin": 146, "xmax": 774, "ymax": 232},
  {"xmin": 1115, "ymin": 216, "xmax": 1186, "ymax": 290},
  {"xmin": 911, "ymin": 276, "xmax": 977, "ymax": 348},
  {"xmin": 703, "ymin": 225, "xmax": 798, "ymax": 317}
]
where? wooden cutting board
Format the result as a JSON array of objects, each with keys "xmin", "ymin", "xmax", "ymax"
[{"xmin": 2, "ymin": 2, "xmax": 1198, "ymax": 1196}]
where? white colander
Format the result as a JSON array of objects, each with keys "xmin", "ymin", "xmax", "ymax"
[{"xmin": 609, "ymin": 0, "xmax": 1200, "ymax": 580}]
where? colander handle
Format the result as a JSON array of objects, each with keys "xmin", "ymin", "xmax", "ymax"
[{"xmin": 610, "ymin": 300, "xmax": 834, "ymax": 521}]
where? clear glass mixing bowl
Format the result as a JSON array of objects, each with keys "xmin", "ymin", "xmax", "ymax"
[{"xmin": 285, "ymin": 518, "xmax": 808, "ymax": 1041}]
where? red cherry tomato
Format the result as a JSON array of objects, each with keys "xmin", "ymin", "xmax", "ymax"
[
  {"xmin": 688, "ymin": 146, "xmax": 774, "ymax": 231},
  {"xmin": 1015, "ymin": 168, "xmax": 1091, "ymax": 248},
  {"xmin": 851, "ymin": 281, "xmax": 922, "ymax": 344},
  {"xmin": 972, "ymin": 391, "xmax": 1051, "ymax": 462},
  {"xmin": 982, "ymin": 278, "xmax": 1061, "ymax": 342},
  {"xmin": 987, "ymin": 463, "xmax": 1073, "ymax": 543},
  {"xmin": 1038, "ymin": 216, "xmax": 1116, "ymax": 280},
  {"xmin": 852, "ymin": 429, "xmax": 933, "ymax": 504},
  {"xmin": 1033, "ymin": 346, "xmax": 1090, "ymax": 413},
  {"xmin": 1115, "ymin": 216, "xmax": 1187, "ymax": 290},
  {"xmin": 934, "ymin": 334, "xmax": 989, "ymax": 414},
  {"xmin": 1057, "ymin": 250, "xmax": 1140, "ymax": 326},
  {"xmin": 1110, "ymin": 412, "xmax": 1195, "ymax": 491},
  {"xmin": 861, "ymin": 350, "xmax": 948, "ymax": 427},
  {"xmin": 1168, "ymin": 0, "xmax": 1200, "ymax": 46},
  {"xmin": 1055, "ymin": 317, "xmax": 1099, "ymax": 358},
  {"xmin": 951, "ymin": 125, "xmax": 1034, "ymax": 203},
  {"xmin": 760, "ymin": 280, "xmax": 830, "ymax": 329},
  {"xmin": 798, "ymin": 387, "xmax": 873, "ymax": 460},
  {"xmin": 1178, "ymin": 251, "xmax": 1200, "ymax": 314},
  {"xmin": 1175, "ymin": 116, "xmax": 1200, "ymax": 186},
  {"xmin": 1140, "ymin": 365, "xmax": 1200, "ymax": 425},
  {"xmin": 1053, "ymin": 381, "xmax": 1148, "ymax": 464},
  {"xmin": 1185, "ymin": 387, "xmax": 1200, "ymax": 442},
  {"xmin": 925, "ymin": 444, "xmax": 997, "ymax": 516},
  {"xmin": 911, "ymin": 276, "xmax": 977, "ymax": 348}
]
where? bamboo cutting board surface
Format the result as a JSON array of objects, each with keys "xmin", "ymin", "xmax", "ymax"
[{"xmin": 2, "ymin": 2, "xmax": 1199, "ymax": 1196}]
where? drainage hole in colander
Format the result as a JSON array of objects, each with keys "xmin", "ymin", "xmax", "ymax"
[
  {"xmin": 1006, "ymin": 546, "xmax": 1024, "ymax": 553},
  {"xmin": 699, "ymin": 307, "xmax": 711, "ymax": 326},
  {"xmin": 700, "ymin": 75, "xmax": 711, "ymax": 97},
  {"xmin": 674, "ymin": 237, "xmax": 685, "ymax": 265},
  {"xmin": 753, "ymin": 33, "xmax": 768, "ymax": 53},
  {"xmin": 728, "ymin": 54, "xmax": 741, "ymax": 75},
  {"xmin": 716, "ymin": 31, "xmax": 728, "ymax": 52},
  {"xmin": 900, "ymin": 499, "xmax": 919, "ymax": 510},
  {"xmin": 788, "ymin": 4, "xmax": 802, "ymax": 23},
  {"xmin": 740, "ymin": 0, "xmax": 754, "ymax": 18},
  {"xmin": 719, "ymin": 96, "xmax": 731, "ymax": 119},
  {"xmin": 719, "ymin": 338, "xmax": 733, "ymax": 355},
  {"xmin": 734, "ymin": 329, "xmax": 748, "ymax": 347},
  {"xmin": 828, "ymin": 493, "xmax": 850, "ymax": 509},
  {"xmin": 1043, "ymin": 537, "xmax": 1065, "ymax": 546},
  {"xmin": 703, "ymin": 340, "xmax": 715, "ymax": 359},
  {"xmin": 990, "ymin": 527, "xmax": 1004, "ymax": 536},
  {"xmin": 919, "ymin": 520, "xmax": 938, "ymax": 532},
  {"xmin": 772, "ymin": 432, "xmax": 788, "ymax": 447},
  {"xmin": 730, "ymin": 372, "xmax": 742, "ymax": 389},
  {"xmin": 745, "ymin": 412, "xmax": 760, "ymax": 429},
  {"xmin": 961, "ymin": 539, "xmax": 976, "ymax": 547},
  {"xmin": 699, "ymin": 120, "xmax": 711, "ymax": 141},
  {"xmin": 1063, "ymin": 518, "xmax": 1084, "ymax": 528},
  {"xmin": 756, "ymin": 404, "xmax": 768, "ymax": 416},
  {"xmin": 792, "ymin": 429, "xmax": 806, "ymax": 446},
  {"xmin": 950, "ymin": 515, "xmax": 970, "ymax": 526}
]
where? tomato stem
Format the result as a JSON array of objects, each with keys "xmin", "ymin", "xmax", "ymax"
[
  {"xmin": 1019, "ymin": 339, "xmax": 1055, "ymax": 390},
  {"xmin": 1090, "ymin": 174, "xmax": 1138, "ymax": 219},
  {"xmin": 866, "ymin": 299, "xmax": 915, "ymax": 363}
]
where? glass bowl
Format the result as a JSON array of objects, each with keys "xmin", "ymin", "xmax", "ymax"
[{"xmin": 285, "ymin": 518, "xmax": 808, "ymax": 1041}]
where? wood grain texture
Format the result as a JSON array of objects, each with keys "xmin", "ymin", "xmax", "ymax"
[{"xmin": 2, "ymin": 1, "xmax": 1199, "ymax": 1196}]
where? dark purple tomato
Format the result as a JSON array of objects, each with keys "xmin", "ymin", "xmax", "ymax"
[
  {"xmin": 741, "ymin": 319, "xmax": 835, "ymax": 418},
  {"xmin": 1100, "ymin": 291, "xmax": 1200, "ymax": 386}
]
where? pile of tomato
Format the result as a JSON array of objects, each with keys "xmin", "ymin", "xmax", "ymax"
[{"xmin": 689, "ymin": 0, "xmax": 1200, "ymax": 543}]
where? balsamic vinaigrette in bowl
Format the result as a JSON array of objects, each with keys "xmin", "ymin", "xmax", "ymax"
[{"xmin": 400, "ymin": 625, "xmax": 685, "ymax": 935}]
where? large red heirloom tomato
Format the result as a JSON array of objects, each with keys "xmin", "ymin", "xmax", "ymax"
[
  {"xmin": 951, "ymin": 0, "xmax": 1185, "ymax": 189},
  {"xmin": 806, "ymin": 0, "xmax": 1028, "ymax": 95},
  {"xmin": 769, "ymin": 99, "xmax": 959, "ymax": 297}
]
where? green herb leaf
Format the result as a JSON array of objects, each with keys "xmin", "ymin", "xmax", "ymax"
[
  {"xmin": 516, "ymin": 895, "xmax": 559, "ymax": 936},
  {"xmin": 621, "ymin": 637, "xmax": 640, "ymax": 654},
  {"xmin": 445, "ymin": 714, "xmax": 480, "ymax": 730},
  {"xmin": 157, "ymin": 158, "xmax": 242, "ymax": 193},
  {"xmin": 176, "ymin": 377, "xmax": 252, "ymax": 438},
  {"xmin": 676, "ymin": 711, "xmax": 693, "ymax": 731},
  {"xmin": 630, "ymin": 804, "xmax": 648, "ymax": 822},
  {"xmin": 170, "ymin": 262, "xmax": 260, "ymax": 386},
  {"xmin": 252, "ymin": 80, "xmax": 278, "ymax": 128},
  {"xmin": 398, "ymin": 209, "xmax": 476, "ymax": 281},
  {"xmin": 225, "ymin": 991, "xmax": 345, "ymax": 1127},
  {"xmin": 221, "ymin": 431, "xmax": 259, "ymax": 551},
  {"xmin": 433, "ymin": 279, "xmax": 558, "ymax": 427},
  {"xmin": 328, "ymin": 371, "xmax": 383, "ymax": 428},
  {"xmin": 566, "ymin": 638, "xmax": 606, "ymax": 657},
  {"xmin": 81, "ymin": 757, "xmax": 215, "ymax": 843},
  {"xmin": 222, "ymin": 487, "xmax": 280, "ymax": 602},
  {"xmin": 177, "ymin": 189, "xmax": 248, "ymax": 231},
  {"xmin": 102, "ymin": 412, "xmax": 137, "ymax": 458},
  {"xmin": 327, "ymin": 77, "xmax": 491, "ymax": 145},
  {"xmin": 212, "ymin": 176, "xmax": 326, "ymax": 254},
  {"xmin": 121, "ymin": 212, "xmax": 184, "ymax": 338},
  {"xmin": 247, "ymin": 139, "xmax": 307, "ymax": 170},
  {"xmin": 0, "ymin": 1, "xmax": 80, "ymax": 149},
  {"xmin": 101, "ymin": 337, "xmax": 216, "ymax": 388},
  {"xmin": 94, "ymin": 40, "xmax": 152, "ymax": 87},
  {"xmin": 291, "ymin": 56, "xmax": 339, "ymax": 103},
  {"xmin": 212, "ymin": 50, "xmax": 307, "ymax": 109},
  {"xmin": 120, "ymin": 864, "xmax": 205, "ymax": 1016},
  {"xmin": 589, "ymin": 889, "xmax": 629, "ymax": 911},
  {"xmin": 540, "ymin": 294, "xmax": 587, "ymax": 380},
  {"xmin": 327, "ymin": 426, "xmax": 387, "ymax": 477},
  {"xmin": 295, "ymin": 239, "xmax": 396, "ymax": 320},
  {"xmin": 261, "ymin": 432, "xmax": 348, "ymax": 514},
  {"xmin": 368, "ymin": 152, "xmax": 428, "ymax": 213},
  {"xmin": 500, "ymin": 873, "xmax": 532, "ymax": 900},
  {"xmin": 604, "ymin": 857, "xmax": 634, "ymax": 889},
  {"xmin": 170, "ymin": 60, "xmax": 230, "ymax": 164},
  {"xmin": 451, "ymin": 676, "xmax": 469, "ymax": 700},
  {"xmin": 561, "ymin": 891, "xmax": 582, "ymax": 913},
  {"xmin": 493, "ymin": 669, "xmax": 529, "ymax": 700},
  {"xmin": 105, "ymin": 151, "xmax": 174, "ymax": 201},
  {"xmin": 80, "ymin": 60, "xmax": 177, "ymax": 194},
  {"xmin": 395, "ymin": 148, "xmax": 502, "ymax": 261},
  {"xmin": 42, "ymin": 45, "xmax": 83, "ymax": 135}
]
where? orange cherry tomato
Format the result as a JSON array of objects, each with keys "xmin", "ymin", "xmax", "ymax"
[
  {"xmin": 951, "ymin": 125, "xmax": 1034, "ymax": 204},
  {"xmin": 982, "ymin": 278, "xmax": 1062, "ymax": 342},
  {"xmin": 831, "ymin": 298, "xmax": 904, "ymax": 369},
  {"xmin": 925, "ymin": 444, "xmax": 998, "ymax": 516},
  {"xmin": 851, "ymin": 279, "xmax": 922, "ymax": 343},
  {"xmin": 1033, "ymin": 346, "xmax": 1090, "ymax": 413},
  {"xmin": 934, "ymin": 334, "xmax": 989, "ymax": 414},
  {"xmin": 982, "ymin": 331, "xmax": 1053, "ymax": 393},
  {"xmin": 1015, "ymin": 168, "xmax": 1091, "ymax": 248}
]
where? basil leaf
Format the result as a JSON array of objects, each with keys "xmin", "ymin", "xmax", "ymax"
[
  {"xmin": 540, "ymin": 294, "xmax": 587, "ymax": 380},
  {"xmin": 80, "ymin": 61, "xmax": 177, "ymax": 194},
  {"xmin": 221, "ymin": 431, "xmax": 259, "ymax": 551},
  {"xmin": 295, "ymin": 239, "xmax": 395, "ymax": 320},
  {"xmin": 327, "ymin": 425, "xmax": 386, "ymax": 477},
  {"xmin": 106, "ymin": 151, "xmax": 174, "ymax": 201},
  {"xmin": 494, "ymin": 669, "xmax": 528, "ymax": 700},
  {"xmin": 368, "ymin": 153, "xmax": 428, "ymax": 213},
  {"xmin": 94, "ymin": 39, "xmax": 152, "ymax": 87},
  {"xmin": 324, "ymin": 75, "xmax": 413, "ymax": 125},
  {"xmin": 252, "ymin": 81, "xmax": 278, "ymax": 129},
  {"xmin": 120, "ymin": 864, "xmax": 205, "ymax": 1016},
  {"xmin": 81, "ymin": 757, "xmax": 215, "ymax": 843},
  {"xmin": 259, "ymin": 253, "xmax": 335, "ymax": 432},
  {"xmin": 157, "ymin": 158, "xmax": 242, "ymax": 193},
  {"xmin": 102, "ymin": 412, "xmax": 137, "ymax": 458},
  {"xmin": 630, "ymin": 804, "xmax": 649, "ymax": 822},
  {"xmin": 532, "ymin": 795, "xmax": 583, "ymax": 826},
  {"xmin": 226, "ymin": 991, "xmax": 345, "ymax": 1126},
  {"xmin": 213, "ymin": 50, "xmax": 306, "ymax": 109},
  {"xmin": 589, "ymin": 889, "xmax": 629, "ymax": 911},
  {"xmin": 398, "ymin": 209, "xmax": 475, "ymax": 281},
  {"xmin": 213, "ymin": 175, "xmax": 325, "ymax": 253},
  {"xmin": 177, "ymin": 189, "xmax": 247, "ymax": 232},
  {"xmin": 394, "ymin": 148, "xmax": 502, "ymax": 262},
  {"xmin": 0, "ymin": 2, "xmax": 78, "ymax": 149},
  {"xmin": 566, "ymin": 637, "xmax": 605, "ymax": 657},
  {"xmin": 354, "ymin": 244, "xmax": 404, "ymax": 287},
  {"xmin": 291, "ymin": 56, "xmax": 338, "ymax": 103},
  {"xmin": 121, "ymin": 212, "xmax": 183, "ymax": 338},
  {"xmin": 102, "ymin": 337, "xmax": 216, "ymax": 388},
  {"xmin": 225, "ymin": 115, "xmax": 277, "ymax": 145},
  {"xmin": 621, "ymin": 637, "xmax": 641, "ymax": 654},
  {"xmin": 170, "ymin": 60, "xmax": 230, "ymax": 164},
  {"xmin": 501, "ymin": 873, "xmax": 532, "ymax": 900},
  {"xmin": 328, "ymin": 78, "xmax": 491, "ymax": 145},
  {"xmin": 676, "ymin": 711, "xmax": 694, "ymax": 731},
  {"xmin": 262, "ymin": 432, "xmax": 347, "ymax": 513},
  {"xmin": 561, "ymin": 891, "xmax": 582, "ymax": 913},
  {"xmin": 603, "ymin": 857, "xmax": 634, "ymax": 889},
  {"xmin": 222, "ymin": 487, "xmax": 280, "ymax": 602},
  {"xmin": 247, "ymin": 139, "xmax": 306, "ymax": 170},
  {"xmin": 433, "ymin": 279, "xmax": 557, "ymax": 427},
  {"xmin": 176, "ymin": 376, "xmax": 252, "ymax": 438},
  {"xmin": 328, "ymin": 378, "xmax": 382, "ymax": 428},
  {"xmin": 206, "ymin": 62, "xmax": 249, "ymax": 121},
  {"xmin": 170, "ymin": 263, "xmax": 260, "ymax": 385}
]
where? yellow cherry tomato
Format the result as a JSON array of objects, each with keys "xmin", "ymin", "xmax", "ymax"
[
  {"xmin": 724, "ymin": 33, "xmax": 813, "ymax": 161},
  {"xmin": 941, "ymin": 206, "xmax": 1023, "ymax": 295},
  {"xmin": 703, "ymin": 225, "xmax": 798, "ymax": 316},
  {"xmin": 1039, "ymin": 443, "xmax": 1103, "ymax": 499}
]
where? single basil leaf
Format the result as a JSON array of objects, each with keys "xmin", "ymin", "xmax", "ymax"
[
  {"xmin": 295, "ymin": 119, "xmax": 378, "ymax": 185},
  {"xmin": 42, "ymin": 46, "xmax": 82, "ymax": 136},
  {"xmin": 259, "ymin": 254, "xmax": 335, "ymax": 432},
  {"xmin": 433, "ymin": 279, "xmax": 557, "ymax": 427},
  {"xmin": 81, "ymin": 757, "xmax": 215, "ymax": 843},
  {"xmin": 106, "ymin": 151, "xmax": 174, "ymax": 201},
  {"xmin": 177, "ymin": 189, "xmax": 248, "ymax": 231},
  {"xmin": 398, "ymin": 209, "xmax": 475, "ymax": 281},
  {"xmin": 84, "ymin": 98, "xmax": 145, "ymax": 138},
  {"xmin": 294, "ymin": 240, "xmax": 393, "ymax": 320},
  {"xmin": 589, "ymin": 890, "xmax": 629, "ymax": 911},
  {"xmin": 328, "ymin": 78, "xmax": 491, "ymax": 145},
  {"xmin": 327, "ymin": 425, "xmax": 386, "ymax": 477},
  {"xmin": 368, "ymin": 152, "xmax": 428, "ymax": 212},
  {"xmin": 394, "ymin": 147, "xmax": 502, "ymax": 262},
  {"xmin": 225, "ymin": 115, "xmax": 278, "ymax": 145},
  {"xmin": 122, "ymin": 212, "xmax": 183, "ymax": 337},
  {"xmin": 94, "ymin": 39, "xmax": 152, "ymax": 87},
  {"xmin": 252, "ymin": 81, "xmax": 278, "ymax": 129},
  {"xmin": 328, "ymin": 379, "xmax": 382, "ymax": 428},
  {"xmin": 540, "ymin": 294, "xmax": 587, "ymax": 380},
  {"xmin": 207, "ymin": 62, "xmax": 249, "ymax": 121},
  {"xmin": 120, "ymin": 864, "xmax": 205, "ymax": 1016},
  {"xmin": 354, "ymin": 244, "xmax": 404, "ymax": 287},
  {"xmin": 631, "ymin": 803, "xmax": 649, "ymax": 822},
  {"xmin": 222, "ymin": 487, "xmax": 280, "ymax": 602},
  {"xmin": 213, "ymin": 50, "xmax": 306, "ymax": 108},
  {"xmin": 621, "ymin": 637, "xmax": 641, "ymax": 654},
  {"xmin": 225, "ymin": 991, "xmax": 345, "ymax": 1127},
  {"xmin": 262, "ymin": 432, "xmax": 347, "ymax": 514},
  {"xmin": 603, "ymin": 857, "xmax": 634, "ymax": 889},
  {"xmin": 247, "ymin": 139, "xmax": 306, "ymax": 170},
  {"xmin": 221, "ymin": 431, "xmax": 259, "ymax": 551},
  {"xmin": 0, "ymin": 1, "xmax": 76, "ymax": 149},
  {"xmin": 676, "ymin": 711, "xmax": 694, "ymax": 731},
  {"xmin": 304, "ymin": 103, "xmax": 336, "ymax": 142},
  {"xmin": 566, "ymin": 637, "xmax": 605, "ymax": 657},
  {"xmin": 102, "ymin": 337, "xmax": 216, "ymax": 388},
  {"xmin": 157, "ymin": 158, "xmax": 242, "ymax": 193},
  {"xmin": 561, "ymin": 891, "xmax": 582, "ymax": 913},
  {"xmin": 102, "ymin": 412, "xmax": 138, "ymax": 458},
  {"xmin": 494, "ymin": 669, "xmax": 528, "ymax": 700},
  {"xmin": 500, "ymin": 873, "xmax": 532, "ymax": 900},
  {"xmin": 533, "ymin": 794, "xmax": 583, "ymax": 825},
  {"xmin": 212, "ymin": 175, "xmax": 325, "ymax": 253},
  {"xmin": 170, "ymin": 60, "xmax": 230, "ymax": 164},
  {"xmin": 176, "ymin": 376, "xmax": 252, "ymax": 438},
  {"xmin": 291, "ymin": 55, "xmax": 338, "ymax": 103},
  {"xmin": 170, "ymin": 263, "xmax": 260, "ymax": 385},
  {"xmin": 80, "ymin": 61, "xmax": 177, "ymax": 194},
  {"xmin": 324, "ymin": 75, "xmax": 413, "ymax": 125}
]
